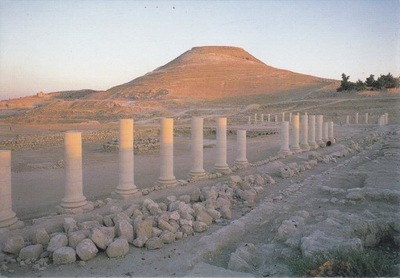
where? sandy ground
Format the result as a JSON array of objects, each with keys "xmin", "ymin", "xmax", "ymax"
[{"xmin": 1, "ymin": 121, "xmax": 398, "ymax": 277}]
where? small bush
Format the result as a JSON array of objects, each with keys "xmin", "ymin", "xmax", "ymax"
[{"xmin": 286, "ymin": 248, "xmax": 398, "ymax": 277}]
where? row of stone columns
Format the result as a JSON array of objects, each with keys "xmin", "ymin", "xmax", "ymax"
[{"xmin": 345, "ymin": 112, "xmax": 390, "ymax": 125}]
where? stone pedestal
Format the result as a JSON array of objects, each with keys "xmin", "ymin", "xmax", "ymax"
[
  {"xmin": 158, "ymin": 118, "xmax": 177, "ymax": 187},
  {"xmin": 328, "ymin": 121, "xmax": 335, "ymax": 143},
  {"xmin": 316, "ymin": 115, "xmax": 324, "ymax": 146},
  {"xmin": 308, "ymin": 115, "xmax": 318, "ymax": 149},
  {"xmin": 300, "ymin": 114, "xmax": 310, "ymax": 151},
  {"xmin": 346, "ymin": 115, "xmax": 350, "ymax": 125},
  {"xmin": 190, "ymin": 117, "xmax": 206, "ymax": 177},
  {"xmin": 0, "ymin": 150, "xmax": 20, "ymax": 228},
  {"xmin": 235, "ymin": 130, "xmax": 248, "ymax": 166},
  {"xmin": 355, "ymin": 113, "xmax": 359, "ymax": 124},
  {"xmin": 290, "ymin": 114, "xmax": 301, "ymax": 153},
  {"xmin": 365, "ymin": 113, "xmax": 368, "ymax": 124},
  {"xmin": 214, "ymin": 117, "xmax": 230, "ymax": 172},
  {"xmin": 279, "ymin": 122, "xmax": 292, "ymax": 156},
  {"xmin": 115, "ymin": 119, "xmax": 140, "ymax": 199},
  {"xmin": 61, "ymin": 132, "xmax": 87, "ymax": 209}
]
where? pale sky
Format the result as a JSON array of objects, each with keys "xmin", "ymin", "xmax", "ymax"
[{"xmin": 0, "ymin": 0, "xmax": 398, "ymax": 100}]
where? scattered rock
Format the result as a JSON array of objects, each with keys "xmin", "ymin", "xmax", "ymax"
[
  {"xmin": 19, "ymin": 244, "xmax": 43, "ymax": 261},
  {"xmin": 47, "ymin": 234, "xmax": 68, "ymax": 252},
  {"xmin": 32, "ymin": 228, "xmax": 50, "ymax": 245},
  {"xmin": 2, "ymin": 236, "xmax": 25, "ymax": 255},
  {"xmin": 106, "ymin": 239, "xmax": 129, "ymax": 258},
  {"xmin": 76, "ymin": 239, "xmax": 98, "ymax": 261},
  {"xmin": 90, "ymin": 226, "xmax": 115, "ymax": 250},
  {"xmin": 52, "ymin": 247, "xmax": 76, "ymax": 265},
  {"xmin": 115, "ymin": 219, "xmax": 134, "ymax": 243},
  {"xmin": 145, "ymin": 237, "xmax": 164, "ymax": 250}
]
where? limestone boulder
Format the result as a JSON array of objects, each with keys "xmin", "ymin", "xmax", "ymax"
[
  {"xmin": 47, "ymin": 234, "xmax": 68, "ymax": 252},
  {"xmin": 180, "ymin": 225, "xmax": 194, "ymax": 236},
  {"xmin": 220, "ymin": 206, "xmax": 232, "ymax": 219},
  {"xmin": 195, "ymin": 211, "xmax": 213, "ymax": 226},
  {"xmin": 227, "ymin": 243, "xmax": 264, "ymax": 273},
  {"xmin": 158, "ymin": 219, "xmax": 176, "ymax": 233},
  {"xmin": 152, "ymin": 227, "xmax": 163, "ymax": 237},
  {"xmin": 19, "ymin": 244, "xmax": 43, "ymax": 261},
  {"xmin": 103, "ymin": 215, "xmax": 114, "ymax": 227},
  {"xmin": 68, "ymin": 230, "xmax": 88, "ymax": 249},
  {"xmin": 106, "ymin": 239, "xmax": 129, "ymax": 258},
  {"xmin": 115, "ymin": 219, "xmax": 134, "ymax": 243},
  {"xmin": 63, "ymin": 217, "xmax": 78, "ymax": 234},
  {"xmin": 132, "ymin": 237, "xmax": 148, "ymax": 248},
  {"xmin": 276, "ymin": 217, "xmax": 305, "ymax": 241},
  {"xmin": 145, "ymin": 237, "xmax": 164, "ymax": 250},
  {"xmin": 190, "ymin": 188, "xmax": 201, "ymax": 202},
  {"xmin": 193, "ymin": 221, "xmax": 209, "ymax": 233},
  {"xmin": 76, "ymin": 239, "xmax": 98, "ymax": 261},
  {"xmin": 179, "ymin": 195, "xmax": 191, "ymax": 204},
  {"xmin": 135, "ymin": 218, "xmax": 153, "ymax": 240},
  {"xmin": 77, "ymin": 220, "xmax": 101, "ymax": 231},
  {"xmin": 169, "ymin": 210, "xmax": 180, "ymax": 221},
  {"xmin": 206, "ymin": 208, "xmax": 221, "ymax": 221},
  {"xmin": 90, "ymin": 226, "xmax": 115, "ymax": 250},
  {"xmin": 160, "ymin": 231, "xmax": 175, "ymax": 244},
  {"xmin": 52, "ymin": 247, "xmax": 76, "ymax": 264},
  {"xmin": 32, "ymin": 228, "xmax": 50, "ymax": 245},
  {"xmin": 113, "ymin": 212, "xmax": 130, "ymax": 224},
  {"xmin": 2, "ymin": 236, "xmax": 25, "ymax": 255}
]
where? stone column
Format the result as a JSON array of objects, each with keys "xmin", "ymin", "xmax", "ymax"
[
  {"xmin": 282, "ymin": 112, "xmax": 285, "ymax": 122},
  {"xmin": 328, "ymin": 121, "xmax": 335, "ymax": 142},
  {"xmin": 248, "ymin": 116, "xmax": 251, "ymax": 125},
  {"xmin": 316, "ymin": 115, "xmax": 324, "ymax": 146},
  {"xmin": 190, "ymin": 117, "xmax": 206, "ymax": 177},
  {"xmin": 346, "ymin": 115, "xmax": 350, "ymax": 125},
  {"xmin": 158, "ymin": 118, "xmax": 177, "ymax": 187},
  {"xmin": 261, "ymin": 114, "xmax": 264, "ymax": 122},
  {"xmin": 115, "ymin": 119, "xmax": 139, "ymax": 199},
  {"xmin": 378, "ymin": 115, "xmax": 385, "ymax": 126},
  {"xmin": 267, "ymin": 114, "xmax": 271, "ymax": 122},
  {"xmin": 289, "ymin": 112, "xmax": 292, "ymax": 123},
  {"xmin": 365, "ymin": 113, "xmax": 369, "ymax": 124},
  {"xmin": 274, "ymin": 115, "xmax": 278, "ymax": 123},
  {"xmin": 254, "ymin": 114, "xmax": 257, "ymax": 124},
  {"xmin": 214, "ymin": 117, "xmax": 230, "ymax": 172},
  {"xmin": 300, "ymin": 114, "xmax": 310, "ymax": 150},
  {"xmin": 0, "ymin": 150, "xmax": 20, "ymax": 228},
  {"xmin": 279, "ymin": 121, "xmax": 291, "ymax": 156},
  {"xmin": 290, "ymin": 114, "xmax": 301, "ymax": 153},
  {"xmin": 355, "ymin": 113, "xmax": 359, "ymax": 124},
  {"xmin": 61, "ymin": 131, "xmax": 87, "ymax": 209},
  {"xmin": 384, "ymin": 113, "xmax": 388, "ymax": 125},
  {"xmin": 235, "ymin": 130, "xmax": 248, "ymax": 166},
  {"xmin": 308, "ymin": 115, "xmax": 318, "ymax": 149},
  {"xmin": 323, "ymin": 122, "xmax": 329, "ymax": 142}
]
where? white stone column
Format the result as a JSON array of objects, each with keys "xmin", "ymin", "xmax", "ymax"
[
  {"xmin": 115, "ymin": 119, "xmax": 139, "ymax": 199},
  {"xmin": 346, "ymin": 115, "xmax": 350, "ymax": 125},
  {"xmin": 365, "ymin": 113, "xmax": 368, "ymax": 124},
  {"xmin": 282, "ymin": 112, "xmax": 285, "ymax": 122},
  {"xmin": 384, "ymin": 113, "xmax": 388, "ymax": 125},
  {"xmin": 0, "ymin": 150, "xmax": 20, "ymax": 228},
  {"xmin": 378, "ymin": 115, "xmax": 385, "ymax": 126},
  {"xmin": 323, "ymin": 122, "xmax": 329, "ymax": 143},
  {"xmin": 279, "ymin": 121, "xmax": 291, "ymax": 156},
  {"xmin": 235, "ymin": 130, "xmax": 248, "ymax": 166},
  {"xmin": 61, "ymin": 131, "xmax": 87, "ymax": 209},
  {"xmin": 300, "ymin": 114, "xmax": 310, "ymax": 150},
  {"xmin": 248, "ymin": 116, "xmax": 251, "ymax": 125},
  {"xmin": 214, "ymin": 117, "xmax": 230, "ymax": 172},
  {"xmin": 254, "ymin": 114, "xmax": 257, "ymax": 124},
  {"xmin": 290, "ymin": 114, "xmax": 301, "ymax": 153},
  {"xmin": 289, "ymin": 112, "xmax": 292, "ymax": 123},
  {"xmin": 158, "ymin": 118, "xmax": 177, "ymax": 187},
  {"xmin": 267, "ymin": 114, "xmax": 271, "ymax": 122},
  {"xmin": 328, "ymin": 121, "xmax": 335, "ymax": 142},
  {"xmin": 261, "ymin": 114, "xmax": 264, "ymax": 122},
  {"xmin": 308, "ymin": 115, "xmax": 318, "ymax": 149},
  {"xmin": 190, "ymin": 117, "xmax": 206, "ymax": 177},
  {"xmin": 316, "ymin": 115, "xmax": 324, "ymax": 146},
  {"xmin": 274, "ymin": 115, "xmax": 278, "ymax": 123},
  {"xmin": 355, "ymin": 113, "xmax": 359, "ymax": 124}
]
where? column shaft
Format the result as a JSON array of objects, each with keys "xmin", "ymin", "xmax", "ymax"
[
  {"xmin": 61, "ymin": 132, "xmax": 87, "ymax": 208},
  {"xmin": 158, "ymin": 118, "xmax": 177, "ymax": 186},
  {"xmin": 328, "ymin": 121, "xmax": 335, "ymax": 142},
  {"xmin": 235, "ymin": 130, "xmax": 248, "ymax": 165},
  {"xmin": 316, "ymin": 115, "xmax": 324, "ymax": 145},
  {"xmin": 0, "ymin": 150, "xmax": 19, "ymax": 228},
  {"xmin": 115, "ymin": 119, "xmax": 139, "ymax": 198},
  {"xmin": 300, "ymin": 114, "xmax": 310, "ymax": 150},
  {"xmin": 279, "ymin": 121, "xmax": 291, "ymax": 156},
  {"xmin": 346, "ymin": 115, "xmax": 350, "ymax": 125},
  {"xmin": 355, "ymin": 113, "xmax": 359, "ymax": 124},
  {"xmin": 308, "ymin": 115, "xmax": 318, "ymax": 149},
  {"xmin": 214, "ymin": 117, "xmax": 230, "ymax": 172},
  {"xmin": 365, "ymin": 113, "xmax": 368, "ymax": 124},
  {"xmin": 190, "ymin": 117, "xmax": 206, "ymax": 177},
  {"xmin": 290, "ymin": 114, "xmax": 301, "ymax": 152}
]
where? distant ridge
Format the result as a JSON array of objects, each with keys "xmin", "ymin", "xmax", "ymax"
[{"xmin": 93, "ymin": 46, "xmax": 334, "ymax": 100}]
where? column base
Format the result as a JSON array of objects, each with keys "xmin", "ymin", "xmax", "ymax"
[
  {"xmin": 213, "ymin": 165, "xmax": 232, "ymax": 174},
  {"xmin": 308, "ymin": 142, "xmax": 319, "ymax": 149},
  {"xmin": 113, "ymin": 187, "xmax": 142, "ymax": 200},
  {"xmin": 0, "ymin": 211, "xmax": 20, "ymax": 229},
  {"xmin": 157, "ymin": 177, "xmax": 178, "ymax": 188},
  {"xmin": 60, "ymin": 196, "xmax": 87, "ymax": 209},
  {"xmin": 234, "ymin": 159, "xmax": 249, "ymax": 166},
  {"xmin": 290, "ymin": 146, "xmax": 302, "ymax": 153},
  {"xmin": 189, "ymin": 170, "xmax": 207, "ymax": 178},
  {"xmin": 300, "ymin": 143, "xmax": 310, "ymax": 151},
  {"xmin": 278, "ymin": 150, "xmax": 292, "ymax": 157}
]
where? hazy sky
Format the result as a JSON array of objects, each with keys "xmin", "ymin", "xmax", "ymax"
[{"xmin": 0, "ymin": 0, "xmax": 398, "ymax": 99}]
